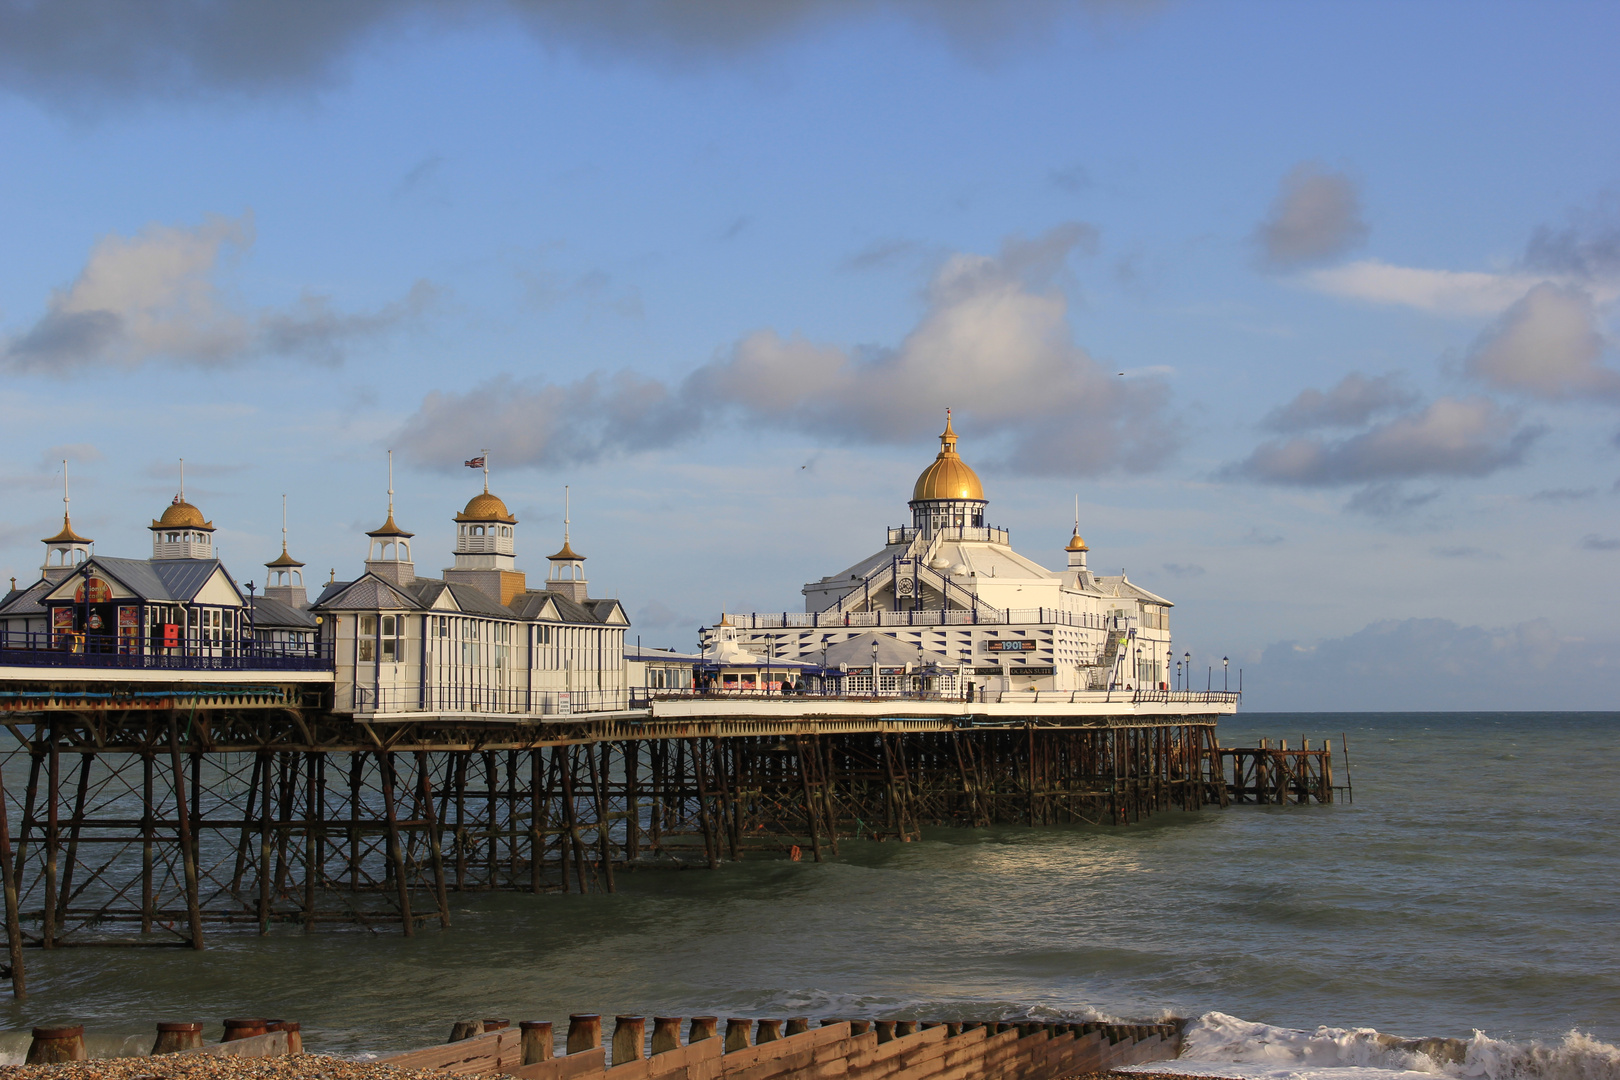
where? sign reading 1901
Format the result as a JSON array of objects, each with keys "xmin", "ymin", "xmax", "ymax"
[{"xmin": 985, "ymin": 640, "xmax": 1036, "ymax": 652}]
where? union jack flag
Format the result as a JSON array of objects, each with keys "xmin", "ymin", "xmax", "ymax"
[{"xmin": 464, "ymin": 456, "xmax": 485, "ymax": 469}]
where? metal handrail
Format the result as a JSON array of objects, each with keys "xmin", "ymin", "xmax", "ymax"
[{"xmin": 0, "ymin": 631, "xmax": 333, "ymax": 672}]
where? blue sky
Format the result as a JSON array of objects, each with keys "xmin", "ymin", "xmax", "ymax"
[{"xmin": 2, "ymin": 1, "xmax": 1618, "ymax": 709}]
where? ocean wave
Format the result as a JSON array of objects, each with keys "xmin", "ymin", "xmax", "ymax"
[{"xmin": 1155, "ymin": 1011, "xmax": 1620, "ymax": 1080}]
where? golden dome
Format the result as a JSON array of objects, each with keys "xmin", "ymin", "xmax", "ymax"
[
  {"xmin": 548, "ymin": 540, "xmax": 584, "ymax": 561},
  {"xmin": 151, "ymin": 497, "xmax": 213, "ymax": 531},
  {"xmin": 1065, "ymin": 532, "xmax": 1089, "ymax": 553},
  {"xmin": 911, "ymin": 411, "xmax": 985, "ymax": 502},
  {"xmin": 43, "ymin": 514, "xmax": 91, "ymax": 545},
  {"xmin": 455, "ymin": 490, "xmax": 517, "ymax": 524}
]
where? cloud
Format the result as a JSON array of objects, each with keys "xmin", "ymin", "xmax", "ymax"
[
  {"xmin": 1344, "ymin": 483, "xmax": 1440, "ymax": 517},
  {"xmin": 1580, "ymin": 534, "xmax": 1620, "ymax": 551},
  {"xmin": 1233, "ymin": 397, "xmax": 1540, "ymax": 486},
  {"xmin": 400, "ymin": 222, "xmax": 1173, "ymax": 474},
  {"xmin": 1, "ymin": 214, "xmax": 432, "ymax": 374},
  {"xmin": 840, "ymin": 238, "xmax": 926, "ymax": 272},
  {"xmin": 1049, "ymin": 163, "xmax": 1092, "ymax": 193},
  {"xmin": 1260, "ymin": 372, "xmax": 1416, "ymax": 432},
  {"xmin": 1253, "ymin": 162, "xmax": 1368, "ymax": 270},
  {"xmin": 1241, "ymin": 526, "xmax": 1283, "ymax": 545},
  {"xmin": 42, "ymin": 443, "xmax": 102, "ymax": 466},
  {"xmin": 0, "ymin": 1, "xmax": 1127, "ymax": 112},
  {"xmin": 1160, "ymin": 562, "xmax": 1204, "ymax": 578},
  {"xmin": 1431, "ymin": 545, "xmax": 1499, "ymax": 560},
  {"xmin": 1522, "ymin": 197, "xmax": 1620, "ymax": 281},
  {"xmin": 1528, "ymin": 487, "xmax": 1597, "ymax": 502},
  {"xmin": 1303, "ymin": 260, "xmax": 1548, "ymax": 316},
  {"xmin": 1463, "ymin": 283, "xmax": 1620, "ymax": 402},
  {"xmin": 1245, "ymin": 617, "xmax": 1620, "ymax": 711}
]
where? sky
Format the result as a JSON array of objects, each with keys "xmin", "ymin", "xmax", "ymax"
[{"xmin": 2, "ymin": 0, "xmax": 1618, "ymax": 711}]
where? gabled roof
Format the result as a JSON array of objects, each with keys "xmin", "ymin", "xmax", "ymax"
[
  {"xmin": 247, "ymin": 594, "xmax": 318, "ymax": 629},
  {"xmin": 0, "ymin": 579, "xmax": 51, "ymax": 617},
  {"xmin": 314, "ymin": 574, "xmax": 420, "ymax": 611},
  {"xmin": 442, "ymin": 581, "xmax": 516, "ymax": 619},
  {"xmin": 508, "ymin": 589, "xmax": 601, "ymax": 625},
  {"xmin": 586, "ymin": 598, "xmax": 629, "ymax": 625},
  {"xmin": 626, "ymin": 645, "xmax": 705, "ymax": 663},
  {"xmin": 311, "ymin": 579, "xmax": 353, "ymax": 607},
  {"xmin": 823, "ymin": 631, "xmax": 958, "ymax": 669},
  {"xmin": 1093, "ymin": 574, "xmax": 1173, "ymax": 606},
  {"xmin": 42, "ymin": 557, "xmax": 239, "ymax": 605}
]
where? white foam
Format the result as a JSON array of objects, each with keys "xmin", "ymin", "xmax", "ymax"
[{"xmin": 1117, "ymin": 1012, "xmax": 1620, "ymax": 1080}]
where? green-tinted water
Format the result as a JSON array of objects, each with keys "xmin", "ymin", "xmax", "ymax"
[{"xmin": 1, "ymin": 713, "xmax": 1615, "ymax": 1060}]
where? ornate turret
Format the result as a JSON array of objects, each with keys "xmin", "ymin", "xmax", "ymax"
[
  {"xmin": 908, "ymin": 409, "xmax": 988, "ymax": 538},
  {"xmin": 444, "ymin": 453, "xmax": 527, "ymax": 604},
  {"xmin": 365, "ymin": 452, "xmax": 415, "ymax": 587},
  {"xmin": 265, "ymin": 495, "xmax": 308, "ymax": 607},
  {"xmin": 1065, "ymin": 497, "xmax": 1092, "ymax": 585},
  {"xmin": 42, "ymin": 461, "xmax": 92, "ymax": 583},
  {"xmin": 546, "ymin": 485, "xmax": 589, "ymax": 603},
  {"xmin": 150, "ymin": 460, "xmax": 215, "ymax": 560}
]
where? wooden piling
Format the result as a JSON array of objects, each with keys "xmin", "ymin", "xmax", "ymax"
[
  {"xmin": 521, "ymin": 1021, "xmax": 554, "ymax": 1064},
  {"xmin": 223, "ymin": 1018, "xmax": 269, "ymax": 1042},
  {"xmin": 724, "ymin": 1018, "xmax": 753, "ymax": 1052},
  {"xmin": 27, "ymin": 1025, "xmax": 85, "ymax": 1063},
  {"xmin": 152, "ymin": 1022, "xmax": 204, "ymax": 1055},
  {"xmin": 612, "ymin": 1016, "xmax": 646, "ymax": 1064},
  {"xmin": 567, "ymin": 1014, "xmax": 602, "ymax": 1054},
  {"xmin": 650, "ymin": 1017, "xmax": 682, "ymax": 1055},
  {"xmin": 688, "ymin": 1017, "xmax": 718, "ymax": 1043}
]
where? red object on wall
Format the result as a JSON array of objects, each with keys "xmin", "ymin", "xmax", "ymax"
[{"xmin": 162, "ymin": 624, "xmax": 180, "ymax": 648}]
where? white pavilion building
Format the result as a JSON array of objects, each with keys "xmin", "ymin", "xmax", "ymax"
[{"xmin": 706, "ymin": 413, "xmax": 1176, "ymax": 696}]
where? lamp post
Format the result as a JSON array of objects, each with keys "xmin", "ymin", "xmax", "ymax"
[
  {"xmin": 1223, "ymin": 655, "xmax": 1229, "ymax": 692},
  {"xmin": 1166, "ymin": 649, "xmax": 1173, "ymax": 692},
  {"xmin": 1175, "ymin": 660, "xmax": 1182, "ymax": 691},
  {"xmin": 244, "ymin": 581, "xmax": 256, "ymax": 661},
  {"xmin": 871, "ymin": 639, "xmax": 880, "ymax": 697}
]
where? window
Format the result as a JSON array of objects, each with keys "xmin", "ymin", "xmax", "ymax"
[
  {"xmin": 536, "ymin": 624, "xmax": 551, "ymax": 646},
  {"xmin": 461, "ymin": 619, "xmax": 478, "ymax": 665},
  {"xmin": 381, "ymin": 614, "xmax": 404, "ymax": 662},
  {"xmin": 358, "ymin": 615, "xmax": 377, "ymax": 662}
]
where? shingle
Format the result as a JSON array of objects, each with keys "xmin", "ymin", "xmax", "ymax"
[{"xmin": 246, "ymin": 595, "xmax": 318, "ymax": 629}]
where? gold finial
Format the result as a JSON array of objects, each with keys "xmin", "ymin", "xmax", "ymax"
[{"xmin": 328, "ymin": 568, "xmax": 336, "ymax": 585}]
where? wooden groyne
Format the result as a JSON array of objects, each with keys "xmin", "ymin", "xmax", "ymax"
[{"xmin": 378, "ymin": 1013, "xmax": 1185, "ymax": 1080}]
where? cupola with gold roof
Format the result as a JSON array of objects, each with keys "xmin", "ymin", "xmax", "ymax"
[
  {"xmin": 150, "ymin": 461, "xmax": 216, "ymax": 560},
  {"xmin": 265, "ymin": 495, "xmax": 308, "ymax": 607},
  {"xmin": 545, "ymin": 485, "xmax": 589, "ymax": 603},
  {"xmin": 42, "ymin": 461, "xmax": 92, "ymax": 582},
  {"xmin": 444, "ymin": 452, "xmax": 528, "ymax": 604},
  {"xmin": 365, "ymin": 452, "xmax": 416, "ymax": 587},
  {"xmin": 907, "ymin": 409, "xmax": 988, "ymax": 538}
]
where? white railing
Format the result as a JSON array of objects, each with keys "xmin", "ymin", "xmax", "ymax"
[
  {"xmin": 886, "ymin": 525, "xmax": 1011, "ymax": 545},
  {"xmin": 719, "ymin": 609, "xmax": 1137, "ymax": 631}
]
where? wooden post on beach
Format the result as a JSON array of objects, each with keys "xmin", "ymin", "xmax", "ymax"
[
  {"xmin": 521, "ymin": 1021, "xmax": 553, "ymax": 1064},
  {"xmin": 612, "ymin": 1017, "xmax": 645, "ymax": 1064},
  {"xmin": 567, "ymin": 1014, "xmax": 602, "ymax": 1054},
  {"xmin": 650, "ymin": 1018, "xmax": 681, "ymax": 1055},
  {"xmin": 688, "ymin": 1017, "xmax": 719, "ymax": 1043}
]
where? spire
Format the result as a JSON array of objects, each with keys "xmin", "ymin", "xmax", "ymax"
[
  {"xmin": 179, "ymin": 457, "xmax": 184, "ymax": 501},
  {"xmin": 547, "ymin": 484, "xmax": 588, "ymax": 600},
  {"xmin": 366, "ymin": 450, "xmax": 415, "ymax": 586},
  {"xmin": 42, "ymin": 460, "xmax": 93, "ymax": 579},
  {"xmin": 941, "ymin": 407, "xmax": 957, "ymax": 453},
  {"xmin": 482, "ymin": 448, "xmax": 490, "ymax": 494}
]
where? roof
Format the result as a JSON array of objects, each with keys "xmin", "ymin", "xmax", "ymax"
[
  {"xmin": 43, "ymin": 514, "xmax": 92, "ymax": 545},
  {"xmin": 311, "ymin": 579, "xmax": 354, "ymax": 607},
  {"xmin": 265, "ymin": 546, "xmax": 304, "ymax": 568},
  {"xmin": 912, "ymin": 412, "xmax": 985, "ymax": 503},
  {"xmin": 56, "ymin": 557, "xmax": 239, "ymax": 604},
  {"xmin": 0, "ymin": 579, "xmax": 51, "ymax": 617},
  {"xmin": 508, "ymin": 589, "xmax": 609, "ymax": 625},
  {"xmin": 823, "ymin": 631, "xmax": 958, "ymax": 669},
  {"xmin": 626, "ymin": 646, "xmax": 705, "ymax": 663},
  {"xmin": 547, "ymin": 540, "xmax": 585, "ymax": 561},
  {"xmin": 246, "ymin": 594, "xmax": 318, "ymax": 629},
  {"xmin": 1093, "ymin": 574, "xmax": 1173, "ymax": 606},
  {"xmin": 455, "ymin": 491, "xmax": 516, "ymax": 524},
  {"xmin": 316, "ymin": 574, "xmax": 418, "ymax": 611},
  {"xmin": 151, "ymin": 497, "xmax": 213, "ymax": 531},
  {"xmin": 366, "ymin": 512, "xmax": 413, "ymax": 538}
]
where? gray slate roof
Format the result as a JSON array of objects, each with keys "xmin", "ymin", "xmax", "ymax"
[
  {"xmin": 0, "ymin": 579, "xmax": 51, "ymax": 617},
  {"xmin": 318, "ymin": 576, "xmax": 417, "ymax": 611},
  {"xmin": 52, "ymin": 558, "xmax": 238, "ymax": 604},
  {"xmin": 247, "ymin": 595, "xmax": 318, "ymax": 629}
]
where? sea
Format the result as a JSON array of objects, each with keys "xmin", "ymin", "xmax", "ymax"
[{"xmin": 0, "ymin": 711, "xmax": 1616, "ymax": 1080}]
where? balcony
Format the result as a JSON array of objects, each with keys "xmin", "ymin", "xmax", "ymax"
[
  {"xmin": 0, "ymin": 632, "xmax": 333, "ymax": 673},
  {"xmin": 886, "ymin": 525, "xmax": 1011, "ymax": 546}
]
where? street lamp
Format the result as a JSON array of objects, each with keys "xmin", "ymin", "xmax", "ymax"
[
  {"xmin": 1166, "ymin": 649, "xmax": 1173, "ymax": 692},
  {"xmin": 1223, "ymin": 655, "xmax": 1229, "ymax": 692},
  {"xmin": 871, "ymin": 639, "xmax": 880, "ymax": 696}
]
